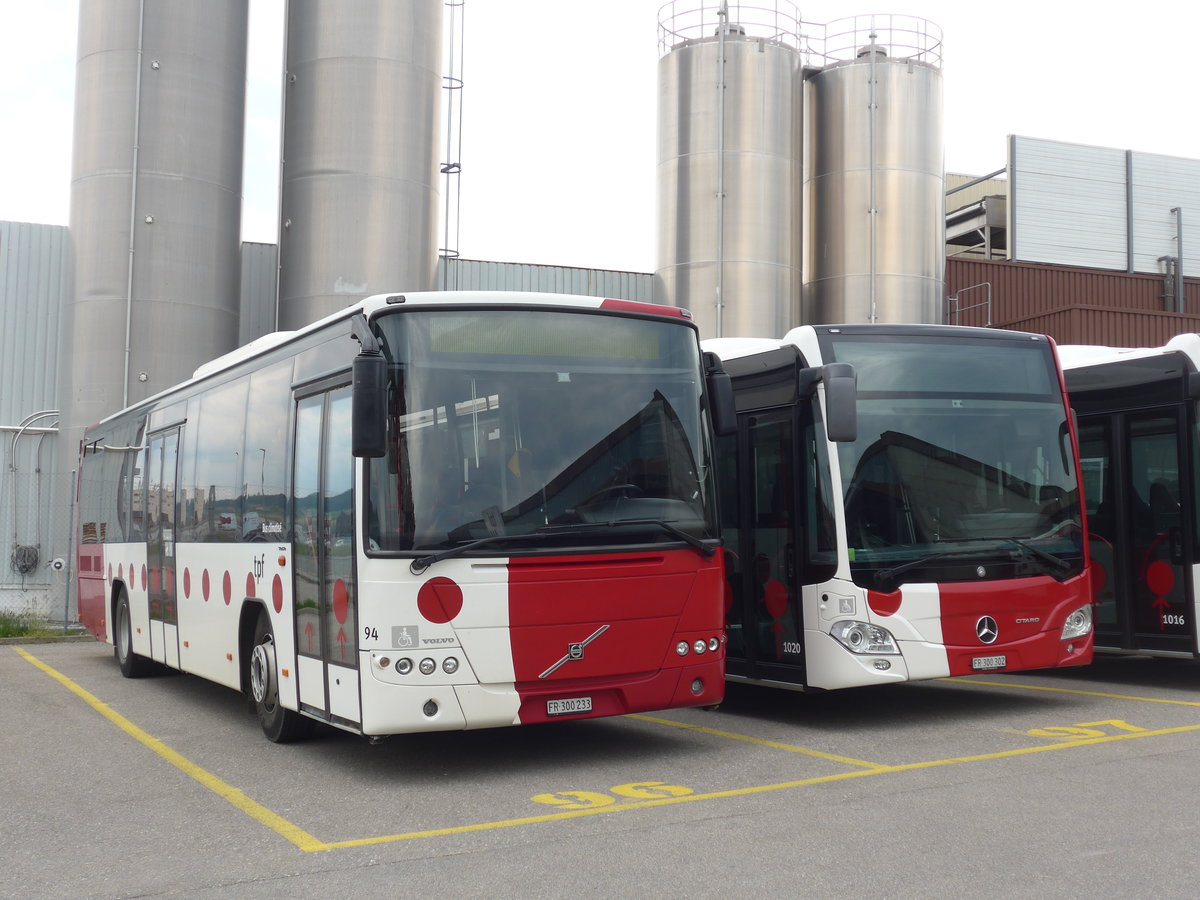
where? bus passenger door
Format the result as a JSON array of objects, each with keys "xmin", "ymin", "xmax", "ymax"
[
  {"xmin": 1079, "ymin": 410, "xmax": 1194, "ymax": 654},
  {"xmin": 146, "ymin": 428, "xmax": 180, "ymax": 668},
  {"xmin": 292, "ymin": 386, "xmax": 361, "ymax": 728},
  {"xmin": 725, "ymin": 409, "xmax": 806, "ymax": 685}
]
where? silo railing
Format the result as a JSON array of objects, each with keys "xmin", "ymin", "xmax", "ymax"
[
  {"xmin": 814, "ymin": 14, "xmax": 943, "ymax": 67},
  {"xmin": 657, "ymin": 1, "xmax": 804, "ymax": 54}
]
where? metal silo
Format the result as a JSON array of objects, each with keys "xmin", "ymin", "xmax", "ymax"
[
  {"xmin": 62, "ymin": 0, "xmax": 248, "ymax": 442},
  {"xmin": 655, "ymin": 2, "xmax": 803, "ymax": 339},
  {"xmin": 278, "ymin": 0, "xmax": 442, "ymax": 330},
  {"xmin": 803, "ymin": 15, "xmax": 944, "ymax": 324}
]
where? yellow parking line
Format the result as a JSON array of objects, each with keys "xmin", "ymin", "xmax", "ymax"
[
  {"xmin": 13, "ymin": 647, "xmax": 327, "ymax": 853},
  {"xmin": 21, "ymin": 645, "xmax": 1200, "ymax": 853},
  {"xmin": 327, "ymin": 722, "xmax": 1200, "ymax": 848},
  {"xmin": 629, "ymin": 713, "xmax": 888, "ymax": 770},
  {"xmin": 944, "ymin": 677, "xmax": 1200, "ymax": 707}
]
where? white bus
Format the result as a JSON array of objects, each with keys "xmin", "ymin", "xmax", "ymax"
[
  {"xmin": 1061, "ymin": 334, "xmax": 1200, "ymax": 656},
  {"xmin": 77, "ymin": 292, "xmax": 731, "ymax": 741},
  {"xmin": 707, "ymin": 323, "xmax": 1094, "ymax": 690}
]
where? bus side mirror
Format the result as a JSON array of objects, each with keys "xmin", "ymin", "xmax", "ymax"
[
  {"xmin": 352, "ymin": 352, "xmax": 387, "ymax": 458},
  {"xmin": 703, "ymin": 351, "xmax": 737, "ymax": 436},
  {"xmin": 801, "ymin": 362, "xmax": 857, "ymax": 443}
]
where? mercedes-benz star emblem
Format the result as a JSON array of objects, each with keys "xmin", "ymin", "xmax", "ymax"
[{"xmin": 976, "ymin": 615, "xmax": 999, "ymax": 644}]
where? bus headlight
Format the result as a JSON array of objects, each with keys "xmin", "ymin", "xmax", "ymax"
[
  {"xmin": 831, "ymin": 620, "xmax": 900, "ymax": 655},
  {"xmin": 1061, "ymin": 604, "xmax": 1093, "ymax": 640}
]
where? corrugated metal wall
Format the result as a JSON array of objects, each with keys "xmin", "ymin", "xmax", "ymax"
[
  {"xmin": 946, "ymin": 257, "xmax": 1200, "ymax": 346},
  {"xmin": 0, "ymin": 222, "xmax": 68, "ymax": 425},
  {"xmin": 1131, "ymin": 152, "xmax": 1200, "ymax": 275},
  {"xmin": 1010, "ymin": 136, "xmax": 1200, "ymax": 277},
  {"xmin": 436, "ymin": 258, "xmax": 654, "ymax": 302},
  {"xmin": 0, "ymin": 222, "xmax": 69, "ymax": 615}
]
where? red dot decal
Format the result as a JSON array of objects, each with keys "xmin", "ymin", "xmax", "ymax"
[
  {"xmin": 107, "ymin": 563, "xmax": 113, "ymax": 582},
  {"xmin": 763, "ymin": 580, "xmax": 789, "ymax": 618},
  {"xmin": 868, "ymin": 589, "xmax": 902, "ymax": 617},
  {"xmin": 141, "ymin": 564, "xmax": 147, "ymax": 591},
  {"xmin": 246, "ymin": 572, "xmax": 256, "ymax": 599},
  {"xmin": 202, "ymin": 569, "xmax": 211, "ymax": 602},
  {"xmin": 183, "ymin": 568, "xmax": 191, "ymax": 598},
  {"xmin": 272, "ymin": 574, "xmax": 283, "ymax": 614},
  {"xmin": 332, "ymin": 579, "xmax": 349, "ymax": 624},
  {"xmin": 417, "ymin": 577, "xmax": 464, "ymax": 624},
  {"xmin": 118, "ymin": 563, "xmax": 124, "ymax": 582},
  {"xmin": 1146, "ymin": 560, "xmax": 1175, "ymax": 597},
  {"xmin": 222, "ymin": 571, "xmax": 232, "ymax": 606}
]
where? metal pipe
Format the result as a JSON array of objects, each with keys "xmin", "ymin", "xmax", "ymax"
[
  {"xmin": 867, "ymin": 26, "xmax": 878, "ymax": 323},
  {"xmin": 122, "ymin": 0, "xmax": 147, "ymax": 408},
  {"xmin": 944, "ymin": 167, "xmax": 1006, "ymax": 196},
  {"xmin": 8, "ymin": 410, "xmax": 59, "ymax": 467},
  {"xmin": 715, "ymin": 0, "xmax": 728, "ymax": 337},
  {"xmin": 274, "ymin": 0, "xmax": 291, "ymax": 332},
  {"xmin": 1126, "ymin": 151, "xmax": 1134, "ymax": 273},
  {"xmin": 64, "ymin": 468, "xmax": 77, "ymax": 633},
  {"xmin": 1172, "ymin": 207, "xmax": 1185, "ymax": 313}
]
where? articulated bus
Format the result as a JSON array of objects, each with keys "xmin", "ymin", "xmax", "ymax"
[
  {"xmin": 1061, "ymin": 334, "xmax": 1200, "ymax": 657},
  {"xmin": 704, "ymin": 324, "xmax": 1094, "ymax": 691},
  {"xmin": 76, "ymin": 292, "xmax": 729, "ymax": 741}
]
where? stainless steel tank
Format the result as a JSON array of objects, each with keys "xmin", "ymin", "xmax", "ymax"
[
  {"xmin": 278, "ymin": 0, "xmax": 442, "ymax": 330},
  {"xmin": 802, "ymin": 15, "xmax": 944, "ymax": 324},
  {"xmin": 655, "ymin": 3, "xmax": 803, "ymax": 339},
  {"xmin": 63, "ymin": 0, "xmax": 248, "ymax": 436}
]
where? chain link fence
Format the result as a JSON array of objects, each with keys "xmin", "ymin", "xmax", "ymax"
[{"xmin": 2, "ymin": 438, "xmax": 75, "ymax": 624}]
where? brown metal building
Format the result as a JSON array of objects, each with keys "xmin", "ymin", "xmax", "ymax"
[{"xmin": 944, "ymin": 258, "xmax": 1200, "ymax": 347}]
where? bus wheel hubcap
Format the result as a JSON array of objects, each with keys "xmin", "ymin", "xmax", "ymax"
[{"xmin": 250, "ymin": 640, "xmax": 275, "ymax": 705}]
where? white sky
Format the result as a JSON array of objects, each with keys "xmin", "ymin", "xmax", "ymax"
[{"xmin": 2, "ymin": 0, "xmax": 1198, "ymax": 274}]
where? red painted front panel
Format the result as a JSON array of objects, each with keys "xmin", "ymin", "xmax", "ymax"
[
  {"xmin": 507, "ymin": 548, "xmax": 725, "ymax": 722},
  {"xmin": 939, "ymin": 571, "xmax": 1094, "ymax": 675},
  {"xmin": 77, "ymin": 544, "xmax": 107, "ymax": 640}
]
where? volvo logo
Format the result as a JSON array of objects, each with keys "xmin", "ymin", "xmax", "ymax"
[
  {"xmin": 539, "ymin": 625, "xmax": 610, "ymax": 678},
  {"xmin": 976, "ymin": 616, "xmax": 999, "ymax": 644}
]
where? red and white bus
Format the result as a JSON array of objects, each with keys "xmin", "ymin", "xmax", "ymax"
[
  {"xmin": 705, "ymin": 324, "xmax": 1094, "ymax": 690},
  {"xmin": 1061, "ymin": 335, "xmax": 1200, "ymax": 657},
  {"xmin": 77, "ymin": 292, "xmax": 729, "ymax": 741}
]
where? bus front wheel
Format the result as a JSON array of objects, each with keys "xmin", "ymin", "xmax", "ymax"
[
  {"xmin": 249, "ymin": 612, "xmax": 313, "ymax": 743},
  {"xmin": 114, "ymin": 589, "xmax": 153, "ymax": 678}
]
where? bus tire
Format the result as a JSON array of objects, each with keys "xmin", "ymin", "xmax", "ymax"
[
  {"xmin": 114, "ymin": 589, "xmax": 153, "ymax": 678},
  {"xmin": 249, "ymin": 612, "xmax": 313, "ymax": 743}
]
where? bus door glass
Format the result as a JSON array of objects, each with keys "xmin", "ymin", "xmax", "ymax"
[
  {"xmin": 1080, "ymin": 411, "xmax": 1193, "ymax": 652},
  {"xmin": 293, "ymin": 386, "xmax": 359, "ymax": 725},
  {"xmin": 146, "ymin": 428, "xmax": 179, "ymax": 666},
  {"xmin": 727, "ymin": 409, "xmax": 805, "ymax": 681}
]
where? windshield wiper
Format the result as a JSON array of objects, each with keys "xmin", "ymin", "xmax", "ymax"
[
  {"xmin": 409, "ymin": 532, "xmax": 552, "ymax": 575},
  {"xmin": 991, "ymin": 537, "xmax": 1074, "ymax": 577},
  {"xmin": 874, "ymin": 538, "xmax": 1073, "ymax": 589},
  {"xmin": 874, "ymin": 550, "xmax": 972, "ymax": 589},
  {"xmin": 537, "ymin": 519, "xmax": 716, "ymax": 558},
  {"xmin": 409, "ymin": 519, "xmax": 716, "ymax": 575}
]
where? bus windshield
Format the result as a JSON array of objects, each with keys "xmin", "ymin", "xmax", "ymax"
[
  {"xmin": 822, "ymin": 334, "xmax": 1084, "ymax": 589},
  {"xmin": 367, "ymin": 308, "xmax": 716, "ymax": 553}
]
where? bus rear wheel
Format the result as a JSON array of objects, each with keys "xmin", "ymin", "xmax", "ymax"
[
  {"xmin": 249, "ymin": 612, "xmax": 313, "ymax": 743},
  {"xmin": 114, "ymin": 589, "xmax": 153, "ymax": 678}
]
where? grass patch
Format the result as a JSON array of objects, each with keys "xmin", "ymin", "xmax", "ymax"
[{"xmin": 0, "ymin": 611, "xmax": 59, "ymax": 639}]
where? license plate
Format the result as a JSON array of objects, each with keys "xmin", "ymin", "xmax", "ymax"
[
  {"xmin": 547, "ymin": 696, "xmax": 592, "ymax": 716},
  {"xmin": 972, "ymin": 655, "xmax": 1007, "ymax": 671}
]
